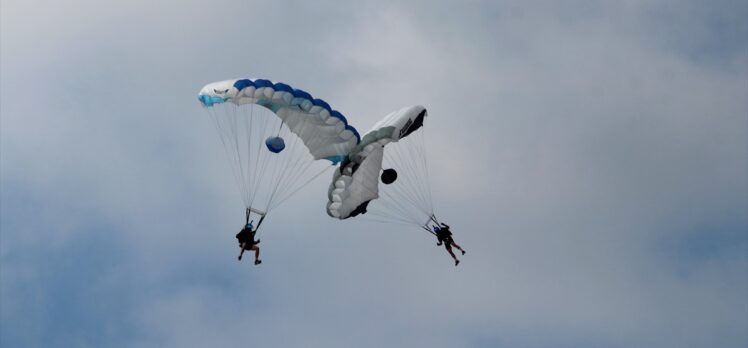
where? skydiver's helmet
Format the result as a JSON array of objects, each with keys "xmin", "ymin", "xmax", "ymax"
[
  {"xmin": 432, "ymin": 225, "xmax": 441, "ymax": 233},
  {"xmin": 245, "ymin": 223, "xmax": 254, "ymax": 230}
]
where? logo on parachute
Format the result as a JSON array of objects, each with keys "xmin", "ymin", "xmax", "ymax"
[{"xmin": 399, "ymin": 119, "xmax": 413, "ymax": 139}]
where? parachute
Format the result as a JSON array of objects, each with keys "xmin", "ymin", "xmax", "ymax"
[
  {"xmin": 198, "ymin": 78, "xmax": 360, "ymax": 227},
  {"xmin": 326, "ymin": 105, "xmax": 438, "ymax": 233}
]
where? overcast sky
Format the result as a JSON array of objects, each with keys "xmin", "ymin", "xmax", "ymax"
[{"xmin": 2, "ymin": 1, "xmax": 747, "ymax": 347}]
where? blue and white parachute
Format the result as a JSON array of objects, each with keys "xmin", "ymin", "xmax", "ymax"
[
  {"xmin": 198, "ymin": 78, "xmax": 360, "ymax": 223},
  {"xmin": 326, "ymin": 105, "xmax": 438, "ymax": 232}
]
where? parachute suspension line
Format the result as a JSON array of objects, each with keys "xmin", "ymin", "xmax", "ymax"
[
  {"xmin": 383, "ymin": 149, "xmax": 431, "ymax": 217},
  {"xmin": 358, "ymin": 125, "xmax": 438, "ymax": 235},
  {"xmin": 247, "ymin": 106, "xmax": 276, "ymax": 210},
  {"xmin": 405, "ymin": 129, "xmax": 435, "ymax": 213},
  {"xmin": 265, "ymin": 130, "xmax": 307, "ymax": 210},
  {"xmin": 359, "ymin": 210, "xmax": 436, "ymax": 238},
  {"xmin": 269, "ymin": 164, "xmax": 334, "ymax": 212},
  {"xmin": 276, "ymin": 120, "xmax": 284, "ymax": 137},
  {"xmin": 237, "ymin": 105, "xmax": 250, "ymax": 207},
  {"xmin": 330, "ymin": 162, "xmax": 417, "ymax": 223},
  {"xmin": 234, "ymin": 104, "xmax": 254, "ymax": 208},
  {"xmin": 359, "ymin": 215, "xmax": 416, "ymax": 228},
  {"xmin": 385, "ymin": 138, "xmax": 431, "ymax": 212},
  {"xmin": 380, "ymin": 139, "xmax": 433, "ymax": 217},
  {"xmin": 243, "ymin": 105, "xmax": 257, "ymax": 207},
  {"xmin": 257, "ymin": 107, "xmax": 287, "ymax": 210},
  {"xmin": 358, "ymin": 213, "xmax": 439, "ymax": 239},
  {"xmin": 365, "ymin": 163, "xmax": 429, "ymax": 225},
  {"xmin": 227, "ymin": 104, "xmax": 250, "ymax": 206},
  {"xmin": 262, "ymin": 112, "xmax": 312, "ymax": 214},
  {"xmin": 268, "ymin": 118, "xmax": 330, "ymax": 207},
  {"xmin": 248, "ymin": 104, "xmax": 268, "ymax": 209},
  {"xmin": 209, "ymin": 106, "xmax": 249, "ymax": 208},
  {"xmin": 365, "ymin": 210, "xmax": 419, "ymax": 226},
  {"xmin": 398, "ymin": 129, "xmax": 435, "ymax": 214},
  {"xmin": 262, "ymin": 110, "xmax": 332, "ymax": 215},
  {"xmin": 416, "ymin": 127, "xmax": 435, "ymax": 214},
  {"xmin": 275, "ymin": 117, "xmax": 328, "ymax": 199},
  {"xmin": 248, "ymin": 105, "xmax": 271, "ymax": 208},
  {"xmin": 375, "ymin": 185, "xmax": 429, "ymax": 225},
  {"xmin": 269, "ymin": 111, "xmax": 338, "ymax": 211},
  {"xmin": 353, "ymin": 176, "xmax": 427, "ymax": 227},
  {"xmin": 244, "ymin": 105, "xmax": 257, "ymax": 208},
  {"xmin": 272, "ymin": 129, "xmax": 339, "ymax": 202},
  {"xmin": 211, "ymin": 107, "xmax": 240, "ymax": 204}
]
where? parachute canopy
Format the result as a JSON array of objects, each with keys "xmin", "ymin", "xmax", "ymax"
[
  {"xmin": 327, "ymin": 105, "xmax": 435, "ymax": 230},
  {"xmin": 198, "ymin": 78, "xmax": 361, "ymax": 220},
  {"xmin": 198, "ymin": 79, "xmax": 360, "ymax": 163}
]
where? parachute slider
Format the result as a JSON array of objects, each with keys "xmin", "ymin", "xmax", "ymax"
[
  {"xmin": 381, "ymin": 168, "xmax": 397, "ymax": 184},
  {"xmin": 265, "ymin": 136, "xmax": 286, "ymax": 153},
  {"xmin": 247, "ymin": 207, "xmax": 267, "ymax": 216}
]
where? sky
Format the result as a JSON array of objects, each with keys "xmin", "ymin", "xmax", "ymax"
[{"xmin": 1, "ymin": 0, "xmax": 747, "ymax": 347}]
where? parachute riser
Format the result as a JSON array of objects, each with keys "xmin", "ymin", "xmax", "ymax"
[
  {"xmin": 422, "ymin": 214, "xmax": 439, "ymax": 236},
  {"xmin": 246, "ymin": 207, "xmax": 268, "ymax": 232}
]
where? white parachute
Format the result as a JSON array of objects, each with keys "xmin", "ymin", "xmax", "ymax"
[
  {"xmin": 326, "ymin": 105, "xmax": 439, "ymax": 233},
  {"xmin": 198, "ymin": 78, "xmax": 360, "ymax": 227}
]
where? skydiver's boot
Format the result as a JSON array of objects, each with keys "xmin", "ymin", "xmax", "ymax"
[
  {"xmin": 238, "ymin": 255, "xmax": 242, "ymax": 261},
  {"xmin": 254, "ymin": 259, "xmax": 262, "ymax": 265},
  {"xmin": 462, "ymin": 250, "xmax": 466, "ymax": 255},
  {"xmin": 455, "ymin": 259, "xmax": 460, "ymax": 266}
]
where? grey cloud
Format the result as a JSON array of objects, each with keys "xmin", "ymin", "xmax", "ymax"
[{"xmin": 2, "ymin": 1, "xmax": 746, "ymax": 347}]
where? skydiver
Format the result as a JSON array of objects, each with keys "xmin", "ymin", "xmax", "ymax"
[
  {"xmin": 236, "ymin": 221, "xmax": 262, "ymax": 265},
  {"xmin": 434, "ymin": 222, "xmax": 465, "ymax": 266}
]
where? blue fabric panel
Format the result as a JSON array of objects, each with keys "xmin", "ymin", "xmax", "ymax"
[
  {"xmin": 198, "ymin": 95, "xmax": 227, "ymax": 107},
  {"xmin": 291, "ymin": 88, "xmax": 313, "ymax": 100},
  {"xmin": 331, "ymin": 110, "xmax": 347, "ymax": 124},
  {"xmin": 345, "ymin": 125, "xmax": 361, "ymax": 143},
  {"xmin": 312, "ymin": 98, "xmax": 332, "ymax": 113},
  {"xmin": 272, "ymin": 82, "xmax": 294, "ymax": 93},
  {"xmin": 233, "ymin": 79, "xmax": 254, "ymax": 91},
  {"xmin": 203, "ymin": 78, "xmax": 361, "ymax": 146},
  {"xmin": 324, "ymin": 154, "xmax": 347, "ymax": 164},
  {"xmin": 253, "ymin": 79, "xmax": 273, "ymax": 88}
]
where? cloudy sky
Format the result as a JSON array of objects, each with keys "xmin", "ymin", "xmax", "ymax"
[{"xmin": 1, "ymin": 1, "xmax": 746, "ymax": 347}]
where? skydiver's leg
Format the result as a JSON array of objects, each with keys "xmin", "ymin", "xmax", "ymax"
[
  {"xmin": 445, "ymin": 244, "xmax": 458, "ymax": 260},
  {"xmin": 238, "ymin": 243, "xmax": 246, "ymax": 261},
  {"xmin": 446, "ymin": 245, "xmax": 460, "ymax": 266},
  {"xmin": 452, "ymin": 241, "xmax": 465, "ymax": 255},
  {"xmin": 251, "ymin": 245, "xmax": 261, "ymax": 265}
]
